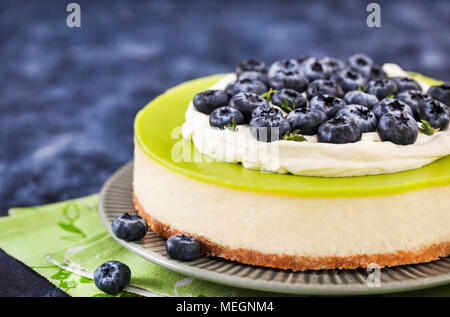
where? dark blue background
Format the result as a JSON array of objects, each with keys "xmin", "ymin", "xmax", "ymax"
[{"xmin": 0, "ymin": 0, "xmax": 449, "ymax": 296}]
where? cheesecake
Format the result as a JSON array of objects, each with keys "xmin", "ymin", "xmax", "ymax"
[{"xmin": 133, "ymin": 55, "xmax": 450, "ymax": 271}]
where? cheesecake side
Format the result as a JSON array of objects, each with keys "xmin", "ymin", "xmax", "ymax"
[{"xmin": 133, "ymin": 141, "xmax": 450, "ymax": 271}]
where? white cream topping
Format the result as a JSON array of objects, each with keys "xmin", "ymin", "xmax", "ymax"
[{"xmin": 182, "ymin": 64, "xmax": 450, "ymax": 177}]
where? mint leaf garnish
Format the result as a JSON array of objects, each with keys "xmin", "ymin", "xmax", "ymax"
[
  {"xmin": 260, "ymin": 88, "xmax": 278, "ymax": 102},
  {"xmin": 282, "ymin": 130, "xmax": 306, "ymax": 142},
  {"xmin": 357, "ymin": 85, "xmax": 366, "ymax": 92},
  {"xmin": 419, "ymin": 120, "xmax": 439, "ymax": 136},
  {"xmin": 225, "ymin": 118, "xmax": 238, "ymax": 131},
  {"xmin": 279, "ymin": 98, "xmax": 293, "ymax": 113}
]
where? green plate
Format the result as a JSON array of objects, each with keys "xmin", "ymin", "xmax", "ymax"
[{"xmin": 135, "ymin": 74, "xmax": 449, "ymax": 197}]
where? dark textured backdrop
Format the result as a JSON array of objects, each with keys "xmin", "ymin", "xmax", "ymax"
[{"xmin": 0, "ymin": 0, "xmax": 449, "ymax": 296}]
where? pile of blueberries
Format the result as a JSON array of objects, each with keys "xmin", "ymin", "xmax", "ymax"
[{"xmin": 193, "ymin": 54, "xmax": 450, "ymax": 145}]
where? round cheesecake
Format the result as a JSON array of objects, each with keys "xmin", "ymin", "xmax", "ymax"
[{"xmin": 133, "ymin": 61, "xmax": 450, "ymax": 271}]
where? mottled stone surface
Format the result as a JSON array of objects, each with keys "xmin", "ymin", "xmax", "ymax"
[{"xmin": 0, "ymin": 0, "xmax": 448, "ymax": 296}]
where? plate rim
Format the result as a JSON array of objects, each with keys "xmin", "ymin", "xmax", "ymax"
[{"xmin": 98, "ymin": 162, "xmax": 450, "ymax": 296}]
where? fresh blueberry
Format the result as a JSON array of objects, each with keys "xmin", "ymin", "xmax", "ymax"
[
  {"xmin": 319, "ymin": 56, "xmax": 346, "ymax": 75},
  {"xmin": 166, "ymin": 234, "xmax": 202, "ymax": 261},
  {"xmin": 309, "ymin": 95, "xmax": 346, "ymax": 119},
  {"xmin": 268, "ymin": 69, "xmax": 309, "ymax": 92},
  {"xmin": 343, "ymin": 90, "xmax": 379, "ymax": 109},
  {"xmin": 111, "ymin": 213, "xmax": 148, "ymax": 241},
  {"xmin": 372, "ymin": 98, "xmax": 413, "ymax": 119},
  {"xmin": 238, "ymin": 71, "xmax": 268, "ymax": 85},
  {"xmin": 428, "ymin": 83, "xmax": 450, "ymax": 106},
  {"xmin": 252, "ymin": 104, "xmax": 284, "ymax": 120},
  {"xmin": 330, "ymin": 69, "xmax": 367, "ymax": 92},
  {"xmin": 268, "ymin": 59, "xmax": 300, "ymax": 77},
  {"xmin": 396, "ymin": 90, "xmax": 432, "ymax": 119},
  {"xmin": 336, "ymin": 104, "xmax": 377, "ymax": 133},
  {"xmin": 317, "ymin": 116, "xmax": 362, "ymax": 144},
  {"xmin": 229, "ymin": 92, "xmax": 268, "ymax": 123},
  {"xmin": 377, "ymin": 112, "xmax": 418, "ymax": 145},
  {"xmin": 299, "ymin": 57, "xmax": 332, "ymax": 81},
  {"xmin": 391, "ymin": 77, "xmax": 421, "ymax": 93},
  {"xmin": 295, "ymin": 55, "xmax": 312, "ymax": 64},
  {"xmin": 209, "ymin": 106, "xmax": 244, "ymax": 129},
  {"xmin": 193, "ymin": 90, "xmax": 229, "ymax": 114},
  {"xmin": 235, "ymin": 59, "xmax": 267, "ymax": 75},
  {"xmin": 225, "ymin": 78, "xmax": 267, "ymax": 97},
  {"xmin": 417, "ymin": 99, "xmax": 450, "ymax": 130},
  {"xmin": 271, "ymin": 89, "xmax": 307, "ymax": 112},
  {"xmin": 249, "ymin": 114, "xmax": 291, "ymax": 142},
  {"xmin": 286, "ymin": 107, "xmax": 327, "ymax": 135},
  {"xmin": 366, "ymin": 64, "xmax": 387, "ymax": 80},
  {"xmin": 349, "ymin": 63, "xmax": 386, "ymax": 80},
  {"xmin": 366, "ymin": 79, "xmax": 398, "ymax": 99},
  {"xmin": 347, "ymin": 53, "xmax": 373, "ymax": 76},
  {"xmin": 94, "ymin": 261, "xmax": 131, "ymax": 295},
  {"xmin": 306, "ymin": 79, "xmax": 344, "ymax": 100}
]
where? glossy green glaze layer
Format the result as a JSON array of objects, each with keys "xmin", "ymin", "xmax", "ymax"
[{"xmin": 135, "ymin": 74, "xmax": 449, "ymax": 197}]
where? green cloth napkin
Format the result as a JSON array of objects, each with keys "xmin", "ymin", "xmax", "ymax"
[
  {"xmin": 0, "ymin": 194, "xmax": 449, "ymax": 297},
  {"xmin": 0, "ymin": 195, "xmax": 275, "ymax": 297}
]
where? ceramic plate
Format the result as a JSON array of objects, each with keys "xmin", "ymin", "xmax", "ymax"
[{"xmin": 98, "ymin": 162, "xmax": 450, "ymax": 295}]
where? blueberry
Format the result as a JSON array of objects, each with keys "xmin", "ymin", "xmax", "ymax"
[
  {"xmin": 193, "ymin": 90, "xmax": 229, "ymax": 115},
  {"xmin": 366, "ymin": 79, "xmax": 398, "ymax": 99},
  {"xmin": 252, "ymin": 104, "xmax": 284, "ymax": 120},
  {"xmin": 238, "ymin": 71, "xmax": 268, "ymax": 84},
  {"xmin": 209, "ymin": 106, "xmax": 244, "ymax": 129},
  {"xmin": 295, "ymin": 55, "xmax": 312, "ymax": 64},
  {"xmin": 343, "ymin": 90, "xmax": 379, "ymax": 109},
  {"xmin": 271, "ymin": 89, "xmax": 307, "ymax": 112},
  {"xmin": 347, "ymin": 53, "xmax": 373, "ymax": 76},
  {"xmin": 286, "ymin": 107, "xmax": 327, "ymax": 135},
  {"xmin": 299, "ymin": 57, "xmax": 332, "ymax": 81},
  {"xmin": 372, "ymin": 98, "xmax": 413, "ymax": 119},
  {"xmin": 306, "ymin": 79, "xmax": 344, "ymax": 100},
  {"xmin": 396, "ymin": 90, "xmax": 432, "ymax": 119},
  {"xmin": 336, "ymin": 104, "xmax": 377, "ymax": 133},
  {"xmin": 235, "ymin": 59, "xmax": 267, "ymax": 75},
  {"xmin": 428, "ymin": 83, "xmax": 450, "ymax": 106},
  {"xmin": 225, "ymin": 79, "xmax": 267, "ymax": 97},
  {"xmin": 268, "ymin": 69, "xmax": 309, "ymax": 92},
  {"xmin": 166, "ymin": 234, "xmax": 201, "ymax": 261},
  {"xmin": 111, "ymin": 213, "xmax": 148, "ymax": 241},
  {"xmin": 417, "ymin": 99, "xmax": 449, "ymax": 130},
  {"xmin": 377, "ymin": 112, "xmax": 418, "ymax": 145},
  {"xmin": 249, "ymin": 114, "xmax": 291, "ymax": 142},
  {"xmin": 319, "ymin": 57, "xmax": 346, "ymax": 75},
  {"xmin": 94, "ymin": 261, "xmax": 131, "ymax": 295},
  {"xmin": 317, "ymin": 116, "xmax": 362, "ymax": 144},
  {"xmin": 268, "ymin": 59, "xmax": 300, "ymax": 77},
  {"xmin": 229, "ymin": 93, "xmax": 268, "ymax": 123},
  {"xmin": 309, "ymin": 95, "xmax": 346, "ymax": 119},
  {"xmin": 366, "ymin": 64, "xmax": 387, "ymax": 80},
  {"xmin": 391, "ymin": 77, "xmax": 421, "ymax": 93},
  {"xmin": 330, "ymin": 69, "xmax": 367, "ymax": 92}
]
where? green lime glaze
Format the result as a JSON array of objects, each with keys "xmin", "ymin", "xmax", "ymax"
[{"xmin": 135, "ymin": 74, "xmax": 449, "ymax": 197}]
